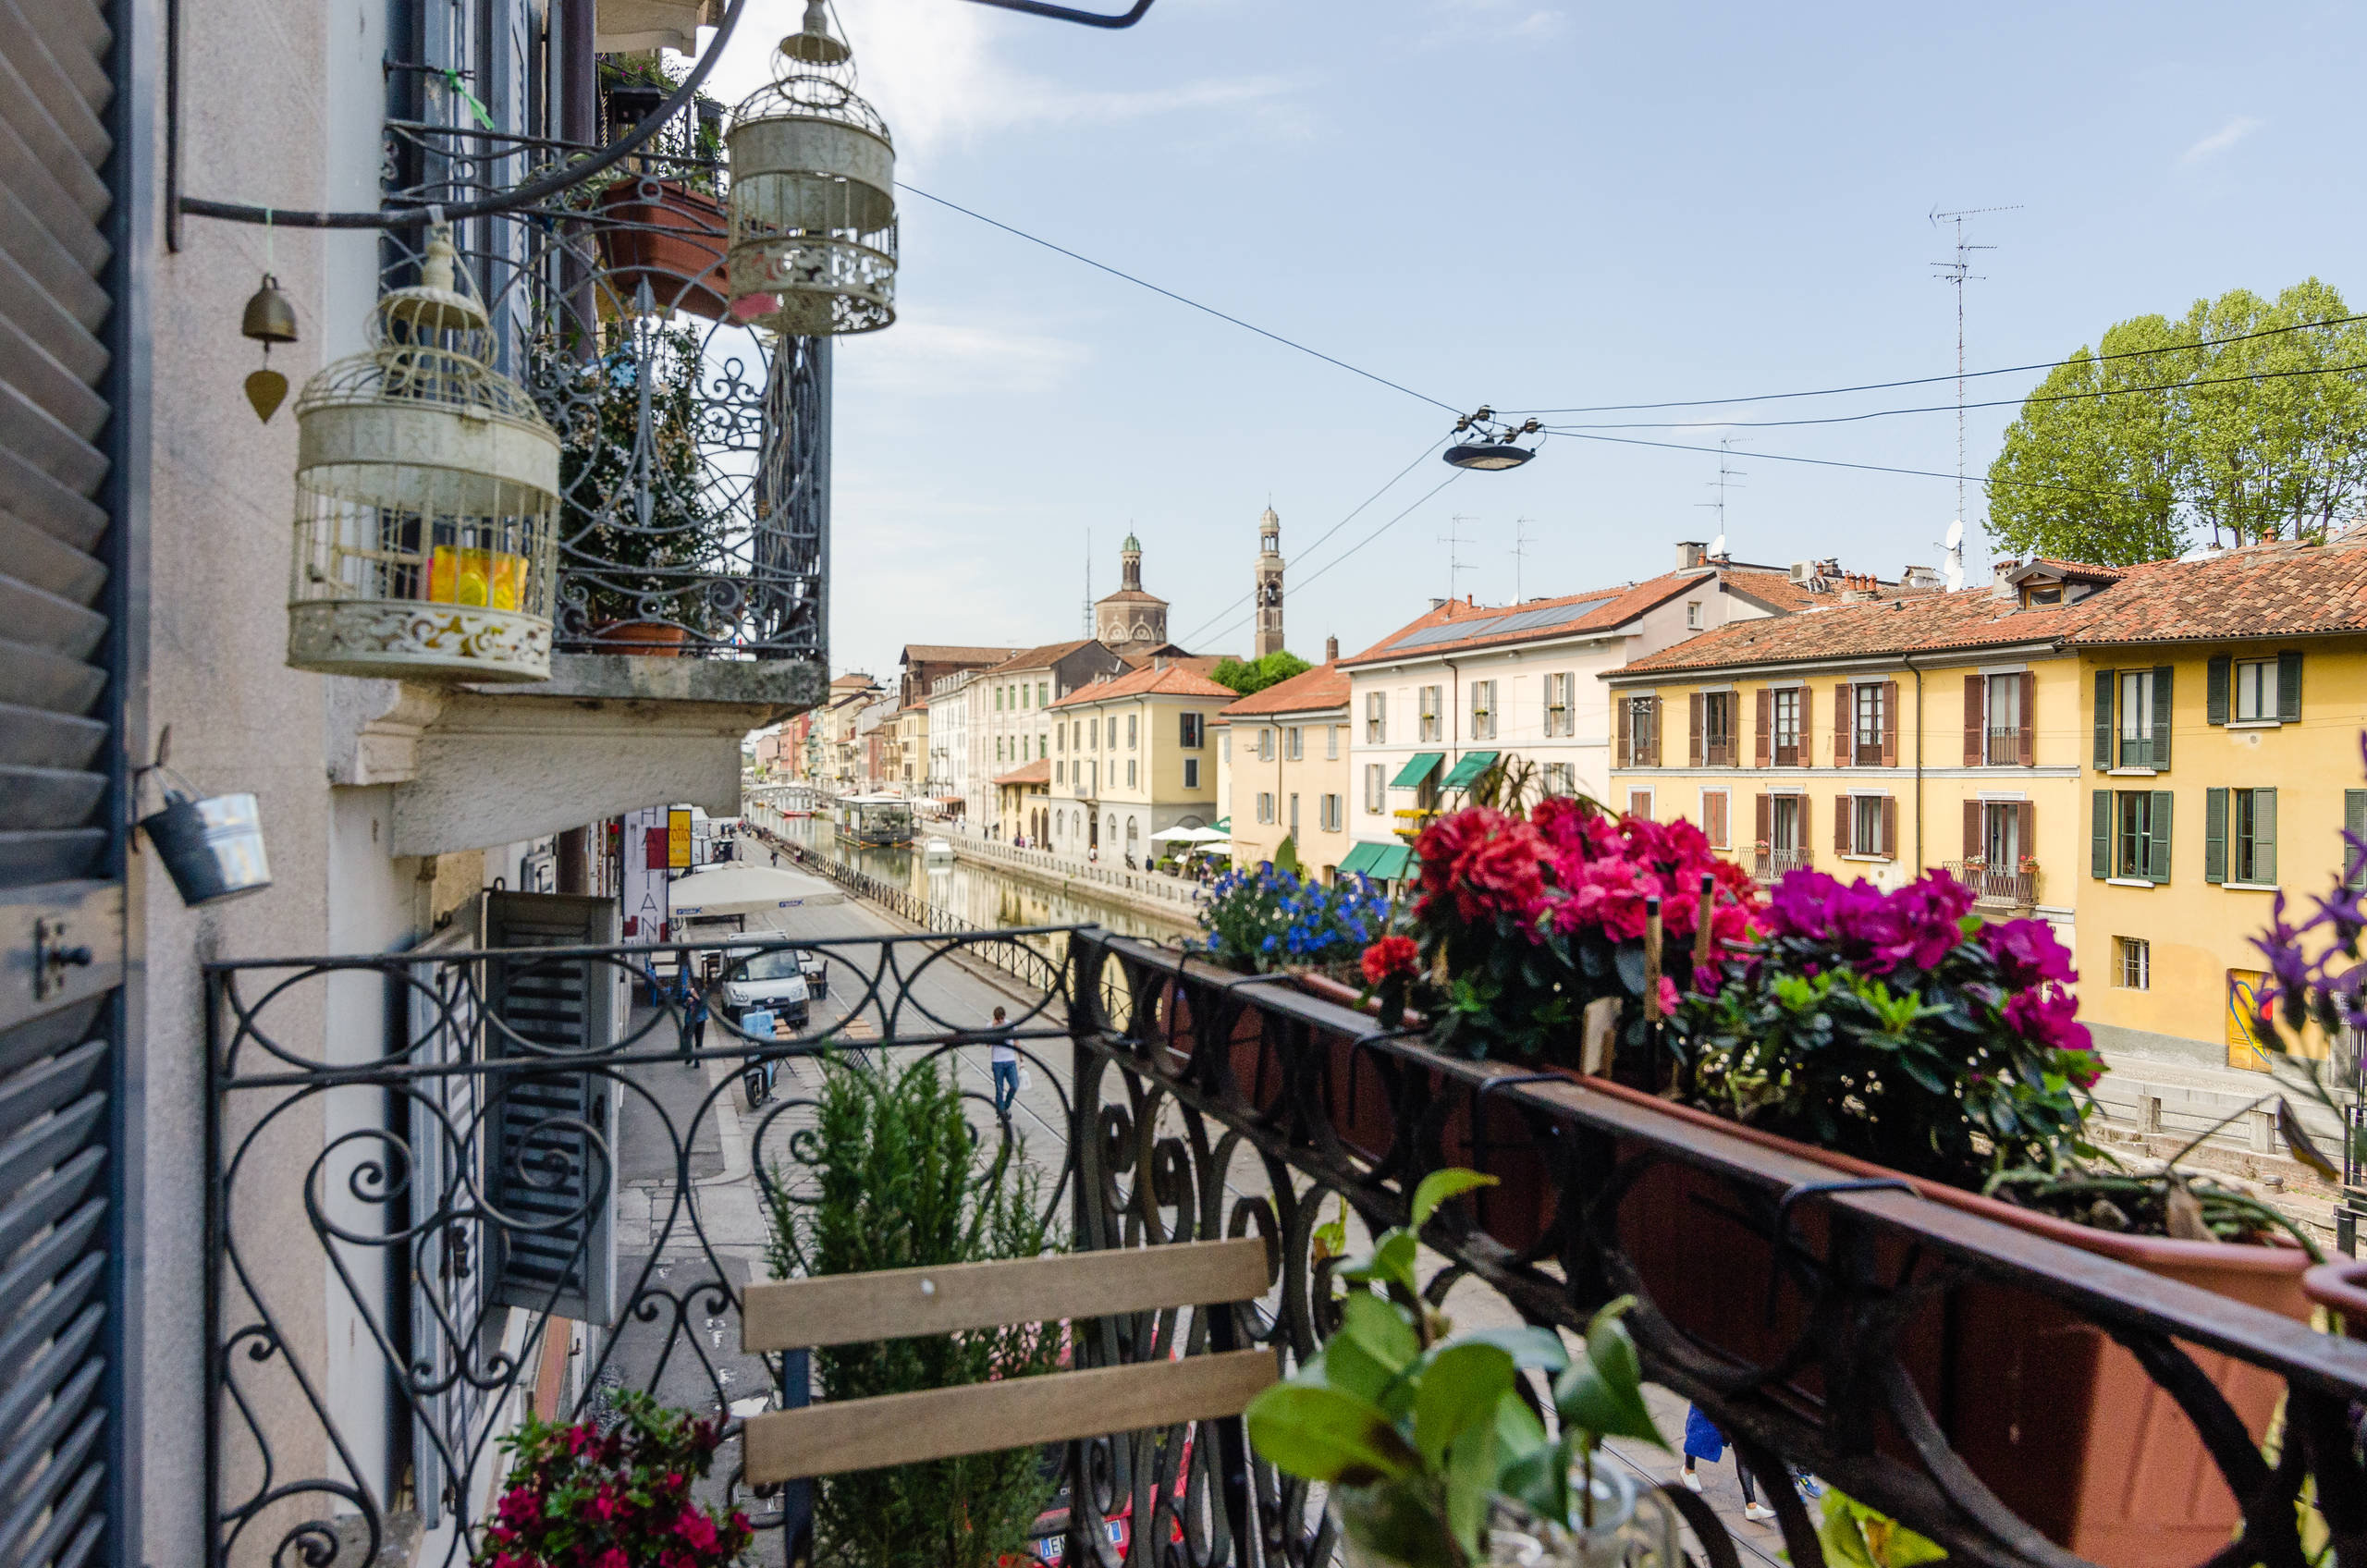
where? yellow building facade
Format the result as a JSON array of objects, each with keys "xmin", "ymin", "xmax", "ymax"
[
  {"xmin": 1215, "ymin": 660, "xmax": 1352, "ymax": 878},
  {"xmin": 1047, "ymin": 659, "xmax": 1231, "ymax": 862}
]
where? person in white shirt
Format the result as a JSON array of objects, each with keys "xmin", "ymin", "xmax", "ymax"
[{"xmin": 989, "ymin": 1007, "xmax": 1019, "ymax": 1115}]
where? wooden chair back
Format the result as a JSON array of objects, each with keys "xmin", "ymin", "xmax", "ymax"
[{"xmin": 738, "ymin": 1236, "xmax": 1275, "ymax": 1485}]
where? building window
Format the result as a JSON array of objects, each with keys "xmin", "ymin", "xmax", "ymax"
[
  {"xmin": 1985, "ymin": 673, "xmax": 2022, "ymax": 765},
  {"xmin": 1037, "ymin": 680, "xmax": 1048, "ymax": 706},
  {"xmin": 1542, "ymin": 762, "xmax": 1576, "ymax": 796},
  {"xmin": 1320, "ymin": 793, "xmax": 1343, "ymax": 831},
  {"xmin": 1419, "ymin": 685, "xmax": 1443, "ymax": 742},
  {"xmin": 1852, "ymin": 684, "xmax": 1886, "ymax": 766},
  {"xmin": 1366, "ymin": 691, "xmax": 1386, "ymax": 743},
  {"xmin": 2025, "ymin": 583, "xmax": 2063, "ymax": 608},
  {"xmin": 1286, "ymin": 726, "xmax": 1304, "ymax": 761},
  {"xmin": 1127, "ymin": 760, "xmax": 1137, "ymax": 788},
  {"xmin": 1469, "ymin": 680, "xmax": 1498, "ymax": 741},
  {"xmin": 995, "ymin": 687, "xmax": 1004, "ymax": 710},
  {"xmin": 2115, "ymin": 937, "xmax": 2151, "ymax": 989},
  {"xmin": 996, "ymin": 737, "xmax": 1005, "ymax": 762},
  {"xmin": 1257, "ymin": 728, "xmax": 1275, "ymax": 762},
  {"xmin": 1180, "ymin": 712, "xmax": 1205, "ymax": 748},
  {"xmin": 1184, "ymin": 758, "xmax": 1201, "ymax": 789},
  {"xmin": 1702, "ymin": 692, "xmax": 1732, "ymax": 766},
  {"xmin": 1700, "ymin": 788, "xmax": 1729, "ymax": 849},
  {"xmin": 1627, "ymin": 789, "xmax": 1653, "ymax": 821},
  {"xmin": 1220, "ymin": 729, "xmax": 1231, "ymax": 762},
  {"xmin": 2233, "ymin": 658, "xmax": 2275, "ymax": 722},
  {"xmin": 1289, "ymin": 793, "xmax": 1300, "ymax": 836},
  {"xmin": 1545, "ymin": 672, "xmax": 1574, "ymax": 737},
  {"xmin": 1772, "ymin": 688, "xmax": 1801, "ymax": 765},
  {"xmin": 1089, "ymin": 718, "xmax": 1099, "ymax": 749},
  {"xmin": 1257, "ymin": 792, "xmax": 1275, "ymax": 825},
  {"xmin": 1851, "ymin": 794, "xmax": 1888, "ymax": 857},
  {"xmin": 1686, "ymin": 600, "xmax": 1702, "ymax": 630},
  {"xmin": 1365, "ymin": 764, "xmax": 1385, "ymax": 813},
  {"xmin": 1038, "ymin": 735, "xmax": 1047, "ymax": 758},
  {"xmin": 1127, "ymin": 714, "xmax": 1138, "ymax": 749},
  {"xmin": 1771, "ymin": 795, "xmax": 1804, "ymax": 857},
  {"xmin": 2100, "ymin": 789, "xmax": 2172, "ymax": 882},
  {"xmin": 2118, "ymin": 668, "xmax": 2156, "ymax": 768},
  {"xmin": 1327, "ymin": 725, "xmax": 1339, "ymax": 760},
  {"xmin": 1626, "ymin": 696, "xmax": 1658, "ymax": 766}
]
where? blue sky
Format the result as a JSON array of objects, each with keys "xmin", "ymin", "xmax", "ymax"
[{"xmin": 696, "ymin": 0, "xmax": 2364, "ymax": 684}]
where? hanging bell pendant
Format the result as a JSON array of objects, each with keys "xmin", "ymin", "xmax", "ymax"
[{"xmin": 241, "ymin": 274, "xmax": 298, "ymax": 345}]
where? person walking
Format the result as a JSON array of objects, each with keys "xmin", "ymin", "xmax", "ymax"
[
  {"xmin": 989, "ymin": 1007, "xmax": 1020, "ymax": 1116},
  {"xmin": 1680, "ymin": 1404, "xmax": 1774, "ymax": 1522},
  {"xmin": 673, "ymin": 966, "xmax": 708, "ymax": 1069}
]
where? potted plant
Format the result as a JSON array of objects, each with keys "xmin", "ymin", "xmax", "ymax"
[
  {"xmin": 544, "ymin": 323, "xmax": 722, "ymax": 655},
  {"xmin": 595, "ymin": 54, "xmax": 731, "ymax": 321},
  {"xmin": 475, "ymin": 1390, "xmax": 754, "ymax": 1568},
  {"xmin": 1245, "ymin": 1170, "xmax": 1667, "ymax": 1568},
  {"xmin": 1195, "ymin": 864, "xmax": 1390, "ymax": 978}
]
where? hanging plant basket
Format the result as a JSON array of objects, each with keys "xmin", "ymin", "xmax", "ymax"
[{"xmin": 595, "ymin": 178, "xmax": 731, "ymax": 322}]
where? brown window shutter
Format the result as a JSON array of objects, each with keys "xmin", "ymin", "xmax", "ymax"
[
  {"xmin": 1882, "ymin": 680, "xmax": 1899, "ymax": 767},
  {"xmin": 1688, "ymin": 692, "xmax": 1703, "ymax": 766},
  {"xmin": 1756, "ymin": 689, "xmax": 1772, "ymax": 766},
  {"xmin": 2017, "ymin": 671, "xmax": 2036, "ymax": 766},
  {"xmin": 1799, "ymin": 685, "xmax": 1813, "ymax": 767},
  {"xmin": 1799, "ymin": 795, "xmax": 1812, "ymax": 863},
  {"xmin": 1964, "ymin": 798, "xmax": 1981, "ymax": 861},
  {"xmin": 1615, "ymin": 694, "xmax": 1630, "ymax": 767},
  {"xmin": 2016, "ymin": 801, "xmax": 2034, "ymax": 869},
  {"xmin": 1963, "ymin": 674, "xmax": 1983, "ymax": 765},
  {"xmin": 1882, "ymin": 795, "xmax": 1898, "ymax": 859},
  {"xmin": 1834, "ymin": 682, "xmax": 1851, "ymax": 766},
  {"xmin": 1649, "ymin": 698, "xmax": 1663, "ymax": 766},
  {"xmin": 1835, "ymin": 795, "xmax": 1852, "ymax": 856},
  {"xmin": 1755, "ymin": 792, "xmax": 1771, "ymax": 851}
]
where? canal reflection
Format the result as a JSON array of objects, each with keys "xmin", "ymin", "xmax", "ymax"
[{"xmin": 771, "ymin": 815, "xmax": 1196, "ymax": 949}]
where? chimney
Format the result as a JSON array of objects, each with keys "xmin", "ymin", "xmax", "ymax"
[
  {"xmin": 1991, "ymin": 559, "xmax": 2019, "ymax": 601},
  {"xmin": 1154, "ymin": 655, "xmax": 1166, "ymax": 671},
  {"xmin": 1429, "ymin": 597, "xmax": 1448, "ymax": 610},
  {"xmin": 1326, "ymin": 635, "xmax": 1339, "ymax": 662},
  {"xmin": 1676, "ymin": 540, "xmax": 1707, "ymax": 570}
]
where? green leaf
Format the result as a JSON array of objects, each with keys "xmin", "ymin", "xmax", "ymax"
[
  {"xmin": 1443, "ymin": 1423, "xmax": 1500, "ymax": 1561},
  {"xmin": 1552, "ymin": 1364, "xmax": 1663, "ymax": 1448},
  {"xmin": 1411, "ymin": 1169, "xmax": 1500, "ymax": 1231},
  {"xmin": 1340, "ymin": 1291, "xmax": 1422, "ymax": 1374},
  {"xmin": 1492, "ymin": 1388, "xmax": 1549, "ymax": 1455},
  {"xmin": 1452, "ymin": 1325, "xmax": 1570, "ymax": 1374},
  {"xmin": 1244, "ymin": 1383, "xmax": 1420, "ymax": 1485},
  {"xmin": 1318, "ymin": 1335, "xmax": 1398, "ymax": 1409},
  {"xmin": 1494, "ymin": 1429, "xmax": 1569, "ymax": 1527},
  {"xmin": 1413, "ymin": 1342, "xmax": 1515, "ymax": 1469}
]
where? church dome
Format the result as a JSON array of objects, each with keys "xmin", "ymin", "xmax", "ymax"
[
  {"xmin": 1122, "ymin": 532, "xmax": 1141, "ymax": 552},
  {"xmin": 1260, "ymin": 507, "xmax": 1279, "ymax": 526}
]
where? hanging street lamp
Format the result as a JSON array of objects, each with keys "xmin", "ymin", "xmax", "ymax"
[
  {"xmin": 724, "ymin": 0, "xmax": 898, "ymax": 336},
  {"xmin": 1442, "ymin": 406, "xmax": 1543, "ymax": 471},
  {"xmin": 285, "ymin": 228, "xmax": 562, "ymax": 682}
]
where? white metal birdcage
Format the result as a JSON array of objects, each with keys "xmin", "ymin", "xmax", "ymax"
[
  {"xmin": 287, "ymin": 230, "xmax": 562, "ymax": 682},
  {"xmin": 723, "ymin": 0, "xmax": 897, "ymax": 337}
]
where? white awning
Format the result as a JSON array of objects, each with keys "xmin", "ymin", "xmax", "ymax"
[{"xmin": 668, "ymin": 864, "xmax": 838, "ymax": 919}]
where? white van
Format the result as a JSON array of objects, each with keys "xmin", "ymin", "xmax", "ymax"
[{"xmin": 721, "ymin": 947, "xmax": 811, "ymax": 1029}]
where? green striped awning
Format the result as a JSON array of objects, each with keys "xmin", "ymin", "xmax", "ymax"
[
  {"xmin": 1441, "ymin": 750, "xmax": 1500, "ymax": 790},
  {"xmin": 1390, "ymin": 752, "xmax": 1444, "ymax": 788},
  {"xmin": 1340, "ymin": 841, "xmax": 1415, "ymax": 881}
]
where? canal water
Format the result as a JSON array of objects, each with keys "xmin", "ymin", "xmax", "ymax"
[{"xmin": 771, "ymin": 815, "xmax": 1198, "ymax": 947}]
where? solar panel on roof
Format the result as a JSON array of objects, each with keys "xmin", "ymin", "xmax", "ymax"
[
  {"xmin": 1387, "ymin": 617, "xmax": 1506, "ymax": 650},
  {"xmin": 1381, "ymin": 596, "xmax": 1619, "ymax": 653}
]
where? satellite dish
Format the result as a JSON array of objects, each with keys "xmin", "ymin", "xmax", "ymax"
[
  {"xmin": 1944, "ymin": 519, "xmax": 1964, "ymax": 550},
  {"xmin": 1944, "ymin": 557, "xmax": 1965, "ymax": 593},
  {"xmin": 1709, "ymin": 533, "xmax": 1726, "ymax": 559}
]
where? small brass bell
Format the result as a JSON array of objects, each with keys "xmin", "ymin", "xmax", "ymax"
[
  {"xmin": 241, "ymin": 275, "xmax": 298, "ymax": 346},
  {"xmin": 240, "ymin": 273, "xmax": 297, "ymax": 423}
]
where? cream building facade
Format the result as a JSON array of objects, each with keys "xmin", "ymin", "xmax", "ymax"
[
  {"xmin": 1218, "ymin": 656, "xmax": 1351, "ymax": 877},
  {"xmin": 1049, "ymin": 660, "xmax": 1233, "ymax": 861}
]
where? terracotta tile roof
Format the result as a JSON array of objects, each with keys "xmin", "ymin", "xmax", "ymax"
[
  {"xmin": 1720, "ymin": 570, "xmax": 1821, "ymax": 612},
  {"xmin": 2061, "ymin": 537, "xmax": 2367, "ymax": 645},
  {"xmin": 2029, "ymin": 557, "xmax": 2128, "ymax": 584},
  {"xmin": 828, "ymin": 672, "xmax": 879, "ymax": 689},
  {"xmin": 1049, "ymin": 660, "xmax": 1237, "ymax": 707},
  {"xmin": 992, "ymin": 758, "xmax": 1051, "ymax": 786},
  {"xmin": 1611, "ymin": 593, "xmax": 2088, "ymax": 677},
  {"xmin": 1340, "ymin": 573, "xmax": 1710, "ymax": 668},
  {"xmin": 901, "ymin": 643, "xmax": 1016, "ymax": 664},
  {"xmin": 1119, "ymin": 645, "xmax": 1208, "ymax": 669},
  {"xmin": 1096, "ymin": 589, "xmax": 1168, "ymax": 604},
  {"xmin": 1218, "ymin": 660, "xmax": 1350, "ymax": 718},
  {"xmin": 986, "ymin": 638, "xmax": 1105, "ymax": 674}
]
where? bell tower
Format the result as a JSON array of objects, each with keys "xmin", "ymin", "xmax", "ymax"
[{"xmin": 1253, "ymin": 507, "xmax": 1285, "ymax": 658}]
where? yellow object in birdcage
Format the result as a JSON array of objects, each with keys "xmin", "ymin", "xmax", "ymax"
[{"xmin": 286, "ymin": 228, "xmax": 561, "ymax": 682}]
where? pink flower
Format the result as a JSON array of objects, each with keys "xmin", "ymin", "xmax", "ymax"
[
  {"xmin": 2005, "ymin": 988, "xmax": 2091, "ymax": 1056},
  {"xmin": 497, "ymin": 1488, "xmax": 542, "ymax": 1527},
  {"xmin": 1360, "ymin": 935, "xmax": 1420, "ymax": 985},
  {"xmin": 1981, "ymin": 918, "xmax": 2077, "ymax": 989},
  {"xmin": 675, "ymin": 1507, "xmax": 718, "ymax": 1552},
  {"xmin": 595, "ymin": 1550, "xmax": 628, "ymax": 1568}
]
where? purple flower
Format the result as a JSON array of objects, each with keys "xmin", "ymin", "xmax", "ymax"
[
  {"xmin": 2005, "ymin": 988, "xmax": 2091, "ymax": 1055},
  {"xmin": 1981, "ymin": 918, "xmax": 2078, "ymax": 989}
]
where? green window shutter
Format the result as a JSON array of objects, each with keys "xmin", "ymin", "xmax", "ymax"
[
  {"xmin": 2206, "ymin": 655, "xmax": 2230, "ymax": 726},
  {"xmin": 2148, "ymin": 790, "xmax": 2174, "ymax": 883},
  {"xmin": 2346, "ymin": 789, "xmax": 2367, "ymax": 890},
  {"xmin": 2091, "ymin": 790, "xmax": 2111, "ymax": 879},
  {"xmin": 2204, "ymin": 787, "xmax": 2227, "ymax": 884},
  {"xmin": 2151, "ymin": 666, "xmax": 2174, "ymax": 771},
  {"xmin": 2255, "ymin": 788, "xmax": 2275, "ymax": 884},
  {"xmin": 2277, "ymin": 652, "xmax": 2302, "ymax": 722},
  {"xmin": 2093, "ymin": 670, "xmax": 2113, "ymax": 770}
]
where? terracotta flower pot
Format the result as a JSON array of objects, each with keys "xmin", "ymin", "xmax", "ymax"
[
  {"xmin": 588, "ymin": 620, "xmax": 689, "ymax": 656},
  {"xmin": 595, "ymin": 178, "xmax": 730, "ymax": 322},
  {"xmin": 1575, "ymin": 1075, "xmax": 2309, "ymax": 1568}
]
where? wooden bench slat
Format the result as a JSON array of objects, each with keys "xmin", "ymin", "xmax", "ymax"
[
  {"xmin": 742, "ymin": 1348, "xmax": 1279, "ymax": 1484},
  {"xmin": 742, "ymin": 1237, "xmax": 1270, "ymax": 1353}
]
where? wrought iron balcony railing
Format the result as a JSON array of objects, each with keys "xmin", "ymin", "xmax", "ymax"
[
  {"xmin": 1944, "ymin": 860, "xmax": 2040, "ymax": 908},
  {"xmin": 204, "ymin": 918, "xmax": 2367, "ymax": 1568},
  {"xmin": 1754, "ymin": 845, "xmax": 1810, "ymax": 880},
  {"xmin": 374, "ymin": 119, "xmax": 825, "ymax": 664}
]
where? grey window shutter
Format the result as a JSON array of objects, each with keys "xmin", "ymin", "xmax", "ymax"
[
  {"xmin": 2255, "ymin": 788, "xmax": 2276, "ymax": 885},
  {"xmin": 2206, "ymin": 656, "xmax": 2230, "ymax": 725},
  {"xmin": 2151, "ymin": 667, "xmax": 2173, "ymax": 771},
  {"xmin": 0, "ymin": 0, "xmax": 125, "ymax": 1560},
  {"xmin": 2091, "ymin": 790, "xmax": 2111, "ymax": 880},
  {"xmin": 2093, "ymin": 671, "xmax": 2113, "ymax": 770},
  {"xmin": 2347, "ymin": 790, "xmax": 2367, "ymax": 891},
  {"xmin": 484, "ymin": 891, "xmax": 620, "ymax": 1324},
  {"xmin": 2148, "ymin": 790, "xmax": 2174, "ymax": 883},
  {"xmin": 2204, "ymin": 788, "xmax": 2227, "ymax": 885},
  {"xmin": 2277, "ymin": 652, "xmax": 2302, "ymax": 722}
]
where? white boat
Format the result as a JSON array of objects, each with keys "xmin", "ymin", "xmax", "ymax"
[{"xmin": 923, "ymin": 836, "xmax": 954, "ymax": 859}]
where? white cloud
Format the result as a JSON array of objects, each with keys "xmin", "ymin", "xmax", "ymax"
[
  {"xmin": 837, "ymin": 311, "xmax": 1090, "ymax": 399},
  {"xmin": 1423, "ymin": 0, "xmax": 1569, "ymax": 44},
  {"xmin": 2180, "ymin": 116, "xmax": 2263, "ymax": 165}
]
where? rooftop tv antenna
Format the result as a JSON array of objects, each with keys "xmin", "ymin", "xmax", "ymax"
[
  {"xmin": 1695, "ymin": 437, "xmax": 1747, "ymax": 540},
  {"xmin": 1509, "ymin": 517, "xmax": 1535, "ymax": 601},
  {"xmin": 1931, "ymin": 202, "xmax": 2019, "ymax": 529},
  {"xmin": 1441, "ymin": 514, "xmax": 1478, "ymax": 603},
  {"xmin": 1082, "ymin": 527, "xmax": 1093, "ymax": 636}
]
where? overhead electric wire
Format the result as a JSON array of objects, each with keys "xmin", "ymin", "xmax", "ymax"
[
  {"xmin": 895, "ymin": 183, "xmax": 1465, "ymax": 415},
  {"xmin": 1540, "ymin": 358, "xmax": 2367, "ymax": 434},
  {"xmin": 1503, "ymin": 311, "xmax": 2367, "ymax": 415},
  {"xmin": 1549, "ymin": 430, "xmax": 2144, "ymax": 500},
  {"xmin": 1172, "ymin": 437, "xmax": 1449, "ymax": 647},
  {"xmin": 1196, "ymin": 472, "xmax": 1467, "ymax": 648}
]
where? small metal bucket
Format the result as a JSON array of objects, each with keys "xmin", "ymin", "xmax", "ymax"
[{"xmin": 141, "ymin": 790, "xmax": 273, "ymax": 907}]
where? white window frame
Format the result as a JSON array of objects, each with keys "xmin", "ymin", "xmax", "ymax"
[
  {"xmin": 1364, "ymin": 764, "xmax": 1385, "ymax": 813},
  {"xmin": 2114, "ymin": 936, "xmax": 2151, "ymax": 990},
  {"xmin": 1470, "ymin": 680, "xmax": 1498, "ymax": 741},
  {"xmin": 2234, "ymin": 657, "xmax": 2275, "ymax": 722},
  {"xmin": 1365, "ymin": 692, "xmax": 1387, "ymax": 743},
  {"xmin": 1419, "ymin": 685, "xmax": 1443, "ymax": 742},
  {"xmin": 1286, "ymin": 726, "xmax": 1303, "ymax": 762},
  {"xmin": 1326, "ymin": 725, "xmax": 1340, "ymax": 760}
]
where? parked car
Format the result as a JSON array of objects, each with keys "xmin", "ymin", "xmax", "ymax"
[{"xmin": 721, "ymin": 947, "xmax": 812, "ymax": 1030}]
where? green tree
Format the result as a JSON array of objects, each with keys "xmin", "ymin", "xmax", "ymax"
[
  {"xmin": 1211, "ymin": 649, "xmax": 1313, "ymax": 695},
  {"xmin": 1986, "ymin": 280, "xmax": 2367, "ymax": 564}
]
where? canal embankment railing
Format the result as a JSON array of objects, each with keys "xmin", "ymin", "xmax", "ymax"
[{"xmin": 933, "ymin": 824, "xmax": 1212, "ymax": 922}]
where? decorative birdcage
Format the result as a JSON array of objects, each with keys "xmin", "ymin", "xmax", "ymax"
[
  {"xmin": 287, "ymin": 229, "xmax": 561, "ymax": 682},
  {"xmin": 723, "ymin": 0, "xmax": 897, "ymax": 337}
]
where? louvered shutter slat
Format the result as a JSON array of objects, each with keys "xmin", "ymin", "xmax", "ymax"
[{"xmin": 0, "ymin": 192, "xmax": 108, "ymax": 331}]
